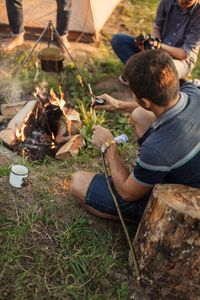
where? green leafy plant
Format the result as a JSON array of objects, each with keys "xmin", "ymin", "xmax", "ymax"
[
  {"xmin": 74, "ymin": 74, "xmax": 106, "ymax": 144},
  {"xmin": 77, "ymin": 98, "xmax": 105, "ymax": 143}
]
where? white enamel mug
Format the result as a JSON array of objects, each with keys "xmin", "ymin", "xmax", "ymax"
[{"xmin": 9, "ymin": 164, "xmax": 29, "ymax": 188}]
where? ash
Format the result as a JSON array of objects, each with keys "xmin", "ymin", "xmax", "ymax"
[{"xmin": 13, "ymin": 129, "xmax": 59, "ymax": 161}]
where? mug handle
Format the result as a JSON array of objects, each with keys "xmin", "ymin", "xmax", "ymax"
[{"xmin": 21, "ymin": 177, "xmax": 29, "ymax": 187}]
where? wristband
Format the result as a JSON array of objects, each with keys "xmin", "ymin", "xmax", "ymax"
[{"xmin": 101, "ymin": 140, "xmax": 116, "ymax": 153}]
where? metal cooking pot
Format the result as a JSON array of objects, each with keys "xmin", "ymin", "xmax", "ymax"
[{"xmin": 38, "ymin": 47, "xmax": 64, "ymax": 72}]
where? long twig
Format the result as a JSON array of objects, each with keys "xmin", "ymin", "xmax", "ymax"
[
  {"xmin": 89, "ymin": 85, "xmax": 140, "ymax": 283},
  {"xmin": 101, "ymin": 152, "xmax": 140, "ymax": 283}
]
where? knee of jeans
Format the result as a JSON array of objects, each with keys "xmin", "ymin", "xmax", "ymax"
[{"xmin": 111, "ymin": 33, "xmax": 122, "ymax": 49}]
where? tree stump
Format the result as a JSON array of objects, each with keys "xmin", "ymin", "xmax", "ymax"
[{"xmin": 130, "ymin": 184, "xmax": 200, "ymax": 299}]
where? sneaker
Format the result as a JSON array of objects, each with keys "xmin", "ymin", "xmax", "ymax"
[
  {"xmin": 180, "ymin": 78, "xmax": 200, "ymax": 89},
  {"xmin": 193, "ymin": 79, "xmax": 200, "ymax": 89},
  {"xmin": 119, "ymin": 74, "xmax": 128, "ymax": 85}
]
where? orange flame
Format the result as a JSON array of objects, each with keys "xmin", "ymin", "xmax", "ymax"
[
  {"xmin": 16, "ymin": 110, "xmax": 33, "ymax": 142},
  {"xmin": 49, "ymin": 86, "xmax": 71, "ymax": 135},
  {"xmin": 51, "ymin": 132, "xmax": 55, "ymax": 140},
  {"xmin": 51, "ymin": 132, "xmax": 56, "ymax": 149},
  {"xmin": 15, "ymin": 86, "xmax": 71, "ymax": 145},
  {"xmin": 51, "ymin": 142, "xmax": 56, "ymax": 149},
  {"xmin": 50, "ymin": 87, "xmax": 65, "ymax": 111},
  {"xmin": 33, "ymin": 87, "xmax": 40, "ymax": 98}
]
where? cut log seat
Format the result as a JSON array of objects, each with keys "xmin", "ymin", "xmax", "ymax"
[{"xmin": 129, "ymin": 184, "xmax": 200, "ymax": 299}]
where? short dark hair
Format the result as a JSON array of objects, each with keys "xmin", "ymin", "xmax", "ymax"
[{"xmin": 124, "ymin": 49, "xmax": 179, "ymax": 106}]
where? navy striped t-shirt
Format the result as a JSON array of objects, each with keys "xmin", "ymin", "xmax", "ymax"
[{"xmin": 133, "ymin": 83, "xmax": 200, "ymax": 188}]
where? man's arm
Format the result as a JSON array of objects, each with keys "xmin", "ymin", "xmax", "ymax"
[
  {"xmin": 151, "ymin": 28, "xmax": 161, "ymax": 41},
  {"xmin": 91, "ymin": 125, "xmax": 153, "ymax": 201},
  {"xmin": 105, "ymin": 143, "xmax": 153, "ymax": 201},
  {"xmin": 151, "ymin": 28, "xmax": 187, "ymax": 60},
  {"xmin": 91, "ymin": 93, "xmax": 139, "ymax": 113},
  {"xmin": 160, "ymin": 44, "xmax": 187, "ymax": 60}
]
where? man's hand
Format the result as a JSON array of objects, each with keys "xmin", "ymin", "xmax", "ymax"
[
  {"xmin": 91, "ymin": 93, "xmax": 119, "ymax": 112},
  {"xmin": 92, "ymin": 127, "xmax": 153, "ymax": 202},
  {"xmin": 91, "ymin": 125, "xmax": 114, "ymax": 148},
  {"xmin": 149, "ymin": 39, "xmax": 162, "ymax": 49},
  {"xmin": 91, "ymin": 93, "xmax": 139, "ymax": 113},
  {"xmin": 137, "ymin": 44, "xmax": 145, "ymax": 51}
]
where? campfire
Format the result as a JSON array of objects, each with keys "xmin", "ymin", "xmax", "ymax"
[{"xmin": 0, "ymin": 87, "xmax": 84, "ymax": 161}]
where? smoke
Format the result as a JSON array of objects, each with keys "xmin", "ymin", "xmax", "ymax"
[{"xmin": 0, "ymin": 58, "xmax": 23, "ymax": 104}]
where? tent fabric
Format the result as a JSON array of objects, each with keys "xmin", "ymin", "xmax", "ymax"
[{"xmin": 0, "ymin": 0, "xmax": 121, "ymax": 38}]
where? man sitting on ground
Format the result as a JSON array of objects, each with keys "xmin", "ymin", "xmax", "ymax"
[
  {"xmin": 111, "ymin": 0, "xmax": 200, "ymax": 84},
  {"xmin": 70, "ymin": 49, "xmax": 200, "ymax": 224}
]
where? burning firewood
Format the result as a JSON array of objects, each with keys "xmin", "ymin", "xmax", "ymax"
[
  {"xmin": 0, "ymin": 85, "xmax": 84, "ymax": 161},
  {"xmin": 55, "ymin": 134, "xmax": 85, "ymax": 161},
  {"xmin": 0, "ymin": 100, "xmax": 38, "ymax": 146}
]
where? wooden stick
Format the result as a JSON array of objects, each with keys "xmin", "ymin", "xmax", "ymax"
[
  {"xmin": 101, "ymin": 152, "xmax": 140, "ymax": 283},
  {"xmin": 88, "ymin": 84, "xmax": 97, "ymax": 125},
  {"xmin": 88, "ymin": 84, "xmax": 140, "ymax": 283}
]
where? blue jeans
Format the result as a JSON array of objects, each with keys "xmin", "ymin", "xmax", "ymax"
[
  {"xmin": 86, "ymin": 174, "xmax": 151, "ymax": 223},
  {"xmin": 6, "ymin": 0, "xmax": 72, "ymax": 37},
  {"xmin": 56, "ymin": 0, "xmax": 72, "ymax": 37},
  {"xmin": 111, "ymin": 33, "xmax": 141, "ymax": 64},
  {"xmin": 111, "ymin": 33, "xmax": 192, "ymax": 79}
]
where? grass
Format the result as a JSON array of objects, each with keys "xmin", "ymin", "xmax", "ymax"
[
  {"xmin": 0, "ymin": 159, "xmax": 136, "ymax": 299},
  {"xmin": 0, "ymin": 0, "xmax": 200, "ymax": 299},
  {"xmin": 0, "ymin": 148, "xmax": 139, "ymax": 299},
  {"xmin": 0, "ymin": 212, "xmax": 125, "ymax": 299}
]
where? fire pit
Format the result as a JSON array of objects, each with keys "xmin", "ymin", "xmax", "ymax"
[{"xmin": 0, "ymin": 87, "xmax": 84, "ymax": 161}]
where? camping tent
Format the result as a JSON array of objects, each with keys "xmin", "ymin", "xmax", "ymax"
[{"xmin": 0, "ymin": 0, "xmax": 122, "ymax": 43}]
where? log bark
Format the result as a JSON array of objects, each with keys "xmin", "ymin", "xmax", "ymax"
[
  {"xmin": 0, "ymin": 101, "xmax": 26, "ymax": 118},
  {"xmin": 63, "ymin": 107, "xmax": 83, "ymax": 135},
  {"xmin": 55, "ymin": 118, "xmax": 71, "ymax": 143},
  {"xmin": 0, "ymin": 100, "xmax": 38, "ymax": 146},
  {"xmin": 55, "ymin": 134, "xmax": 85, "ymax": 160},
  {"xmin": 130, "ymin": 184, "xmax": 200, "ymax": 299},
  {"xmin": 0, "ymin": 115, "xmax": 9, "ymax": 124}
]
